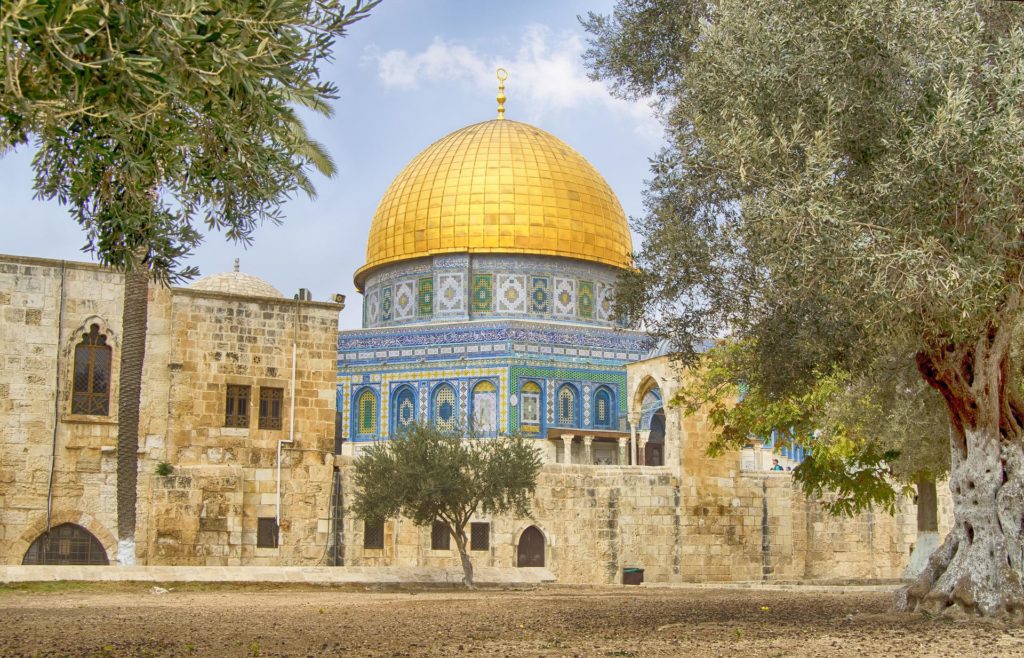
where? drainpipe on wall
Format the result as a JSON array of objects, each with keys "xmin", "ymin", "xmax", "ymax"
[
  {"xmin": 45, "ymin": 262, "xmax": 67, "ymax": 556},
  {"xmin": 276, "ymin": 298, "xmax": 300, "ymax": 546}
]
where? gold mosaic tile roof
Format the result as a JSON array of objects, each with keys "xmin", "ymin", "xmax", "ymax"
[{"xmin": 355, "ymin": 119, "xmax": 632, "ymax": 290}]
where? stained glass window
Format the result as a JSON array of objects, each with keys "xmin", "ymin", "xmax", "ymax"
[
  {"xmin": 71, "ymin": 325, "xmax": 111, "ymax": 415},
  {"xmin": 471, "ymin": 380, "xmax": 497, "ymax": 436},
  {"xmin": 356, "ymin": 388, "xmax": 378, "ymax": 437},
  {"xmin": 594, "ymin": 387, "xmax": 613, "ymax": 429},
  {"xmin": 433, "ymin": 384, "xmax": 457, "ymax": 433},
  {"xmin": 393, "ymin": 386, "xmax": 416, "ymax": 434},
  {"xmin": 557, "ymin": 385, "xmax": 577, "ymax": 426},
  {"xmin": 520, "ymin": 381, "xmax": 541, "ymax": 432}
]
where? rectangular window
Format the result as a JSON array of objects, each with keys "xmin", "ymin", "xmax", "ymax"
[
  {"xmin": 471, "ymin": 522, "xmax": 490, "ymax": 551},
  {"xmin": 431, "ymin": 521, "xmax": 450, "ymax": 551},
  {"xmin": 521, "ymin": 393, "xmax": 540, "ymax": 425},
  {"xmin": 363, "ymin": 520, "xmax": 384, "ymax": 549},
  {"xmin": 258, "ymin": 387, "xmax": 284, "ymax": 430},
  {"xmin": 225, "ymin": 384, "xmax": 251, "ymax": 428},
  {"xmin": 257, "ymin": 517, "xmax": 278, "ymax": 548}
]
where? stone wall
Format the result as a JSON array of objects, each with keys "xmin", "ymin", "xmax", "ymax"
[{"xmin": 0, "ymin": 255, "xmax": 342, "ymax": 566}]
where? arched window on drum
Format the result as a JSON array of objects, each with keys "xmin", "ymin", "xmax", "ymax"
[
  {"xmin": 391, "ymin": 385, "xmax": 417, "ymax": 435},
  {"xmin": 354, "ymin": 387, "xmax": 378, "ymax": 438},
  {"xmin": 519, "ymin": 381, "xmax": 542, "ymax": 435},
  {"xmin": 556, "ymin": 384, "xmax": 578, "ymax": 427},
  {"xmin": 432, "ymin": 383, "xmax": 458, "ymax": 434},
  {"xmin": 593, "ymin": 386, "xmax": 614, "ymax": 429},
  {"xmin": 471, "ymin": 380, "xmax": 498, "ymax": 437}
]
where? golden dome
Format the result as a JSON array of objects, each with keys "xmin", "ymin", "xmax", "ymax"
[{"xmin": 355, "ymin": 119, "xmax": 632, "ymax": 290}]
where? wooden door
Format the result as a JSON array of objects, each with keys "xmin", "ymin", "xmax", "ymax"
[{"xmin": 517, "ymin": 526, "xmax": 545, "ymax": 567}]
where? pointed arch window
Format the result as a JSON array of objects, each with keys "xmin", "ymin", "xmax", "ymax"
[
  {"xmin": 557, "ymin": 384, "xmax": 577, "ymax": 427},
  {"xmin": 471, "ymin": 380, "xmax": 497, "ymax": 436},
  {"xmin": 71, "ymin": 325, "xmax": 112, "ymax": 415},
  {"xmin": 432, "ymin": 383, "xmax": 457, "ymax": 433},
  {"xmin": 594, "ymin": 387, "xmax": 614, "ymax": 429},
  {"xmin": 355, "ymin": 387, "xmax": 378, "ymax": 438},
  {"xmin": 392, "ymin": 386, "xmax": 417, "ymax": 435},
  {"xmin": 520, "ymin": 381, "xmax": 542, "ymax": 434}
]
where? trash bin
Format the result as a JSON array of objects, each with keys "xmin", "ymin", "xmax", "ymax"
[{"xmin": 623, "ymin": 567, "xmax": 644, "ymax": 585}]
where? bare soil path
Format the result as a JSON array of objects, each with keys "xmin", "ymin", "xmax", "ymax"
[{"xmin": 0, "ymin": 583, "xmax": 1021, "ymax": 657}]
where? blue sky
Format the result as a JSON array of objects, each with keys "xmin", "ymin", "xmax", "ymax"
[{"xmin": 2, "ymin": 0, "xmax": 661, "ymax": 329}]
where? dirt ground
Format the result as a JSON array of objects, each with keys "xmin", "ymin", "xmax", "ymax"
[{"xmin": 0, "ymin": 583, "xmax": 1021, "ymax": 657}]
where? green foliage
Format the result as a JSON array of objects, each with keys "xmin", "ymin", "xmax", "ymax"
[
  {"xmin": 155, "ymin": 461, "xmax": 174, "ymax": 477},
  {"xmin": 351, "ymin": 422, "xmax": 542, "ymax": 538},
  {"xmin": 1, "ymin": 0, "xmax": 379, "ymax": 281}
]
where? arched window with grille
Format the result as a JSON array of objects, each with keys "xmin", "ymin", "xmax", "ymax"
[
  {"xmin": 22, "ymin": 523, "xmax": 109, "ymax": 565},
  {"xmin": 432, "ymin": 383, "xmax": 457, "ymax": 433},
  {"xmin": 71, "ymin": 324, "xmax": 112, "ymax": 415},
  {"xmin": 556, "ymin": 384, "xmax": 578, "ymax": 427},
  {"xmin": 471, "ymin": 380, "xmax": 497, "ymax": 437},
  {"xmin": 593, "ymin": 386, "xmax": 614, "ymax": 429},
  {"xmin": 391, "ymin": 385, "xmax": 417, "ymax": 435},
  {"xmin": 519, "ymin": 381, "xmax": 542, "ymax": 435},
  {"xmin": 354, "ymin": 387, "xmax": 378, "ymax": 438}
]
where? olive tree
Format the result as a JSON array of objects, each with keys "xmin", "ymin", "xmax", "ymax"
[
  {"xmin": 1, "ymin": 0, "xmax": 378, "ymax": 563},
  {"xmin": 351, "ymin": 424, "xmax": 543, "ymax": 587},
  {"xmin": 585, "ymin": 0, "xmax": 1024, "ymax": 616}
]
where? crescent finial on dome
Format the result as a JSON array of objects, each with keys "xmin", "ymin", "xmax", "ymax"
[{"xmin": 496, "ymin": 68, "xmax": 508, "ymax": 119}]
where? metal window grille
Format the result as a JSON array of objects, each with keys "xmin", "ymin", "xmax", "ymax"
[
  {"xmin": 356, "ymin": 388, "xmax": 377, "ymax": 436},
  {"xmin": 71, "ymin": 325, "xmax": 111, "ymax": 415},
  {"xmin": 257, "ymin": 517, "xmax": 278, "ymax": 548},
  {"xmin": 394, "ymin": 387, "xmax": 416, "ymax": 432},
  {"xmin": 258, "ymin": 387, "xmax": 284, "ymax": 430},
  {"xmin": 22, "ymin": 523, "xmax": 109, "ymax": 565},
  {"xmin": 558, "ymin": 385, "xmax": 576, "ymax": 426},
  {"xmin": 225, "ymin": 385, "xmax": 251, "ymax": 428},
  {"xmin": 471, "ymin": 522, "xmax": 490, "ymax": 551},
  {"xmin": 433, "ymin": 385, "xmax": 457, "ymax": 433},
  {"xmin": 431, "ymin": 521, "xmax": 450, "ymax": 550},
  {"xmin": 363, "ymin": 520, "xmax": 384, "ymax": 549},
  {"xmin": 595, "ymin": 389, "xmax": 612, "ymax": 428}
]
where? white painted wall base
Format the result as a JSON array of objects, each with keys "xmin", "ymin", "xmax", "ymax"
[{"xmin": 903, "ymin": 531, "xmax": 940, "ymax": 579}]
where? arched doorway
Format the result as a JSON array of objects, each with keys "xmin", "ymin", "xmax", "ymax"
[
  {"xmin": 645, "ymin": 408, "xmax": 665, "ymax": 466},
  {"xmin": 22, "ymin": 523, "xmax": 109, "ymax": 565},
  {"xmin": 516, "ymin": 526, "xmax": 545, "ymax": 567}
]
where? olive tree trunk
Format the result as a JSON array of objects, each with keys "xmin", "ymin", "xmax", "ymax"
[
  {"xmin": 116, "ymin": 266, "xmax": 149, "ymax": 565},
  {"xmin": 454, "ymin": 529, "xmax": 474, "ymax": 588},
  {"xmin": 898, "ymin": 309, "xmax": 1024, "ymax": 617}
]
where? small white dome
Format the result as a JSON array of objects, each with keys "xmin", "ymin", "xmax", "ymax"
[{"xmin": 189, "ymin": 270, "xmax": 283, "ymax": 298}]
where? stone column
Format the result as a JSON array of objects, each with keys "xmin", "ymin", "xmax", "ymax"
[
  {"xmin": 560, "ymin": 434, "xmax": 574, "ymax": 465},
  {"xmin": 582, "ymin": 435, "xmax": 594, "ymax": 465},
  {"xmin": 628, "ymin": 412, "xmax": 640, "ymax": 467},
  {"xmin": 617, "ymin": 437, "xmax": 629, "ymax": 466},
  {"xmin": 638, "ymin": 430, "xmax": 651, "ymax": 467}
]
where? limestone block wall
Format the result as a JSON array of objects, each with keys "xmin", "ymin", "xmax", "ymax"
[{"xmin": 0, "ymin": 254, "xmax": 342, "ymax": 566}]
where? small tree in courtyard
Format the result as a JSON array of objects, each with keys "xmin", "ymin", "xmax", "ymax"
[{"xmin": 351, "ymin": 424, "xmax": 543, "ymax": 587}]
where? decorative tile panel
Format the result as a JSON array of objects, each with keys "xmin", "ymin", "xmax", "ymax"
[
  {"xmin": 530, "ymin": 276, "xmax": 550, "ymax": 314},
  {"xmin": 394, "ymin": 281, "xmax": 415, "ymax": 320},
  {"xmin": 496, "ymin": 274, "xmax": 527, "ymax": 314},
  {"xmin": 578, "ymin": 281, "xmax": 594, "ymax": 320},
  {"xmin": 596, "ymin": 282, "xmax": 614, "ymax": 322},
  {"xmin": 417, "ymin": 277, "xmax": 434, "ymax": 316},
  {"xmin": 553, "ymin": 278, "xmax": 576, "ymax": 318},
  {"xmin": 380, "ymin": 286, "xmax": 393, "ymax": 322},
  {"xmin": 365, "ymin": 290, "xmax": 380, "ymax": 327},
  {"xmin": 436, "ymin": 273, "xmax": 466, "ymax": 313},
  {"xmin": 471, "ymin": 274, "xmax": 493, "ymax": 313}
]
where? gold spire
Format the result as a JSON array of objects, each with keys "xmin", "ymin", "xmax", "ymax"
[{"xmin": 496, "ymin": 68, "xmax": 508, "ymax": 119}]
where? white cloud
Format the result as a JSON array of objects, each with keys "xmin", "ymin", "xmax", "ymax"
[{"xmin": 369, "ymin": 25, "xmax": 660, "ymax": 140}]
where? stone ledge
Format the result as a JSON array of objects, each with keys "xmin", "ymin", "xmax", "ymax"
[{"xmin": 0, "ymin": 565, "xmax": 555, "ymax": 586}]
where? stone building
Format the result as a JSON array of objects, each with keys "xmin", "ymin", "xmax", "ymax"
[{"xmin": 0, "ymin": 83, "xmax": 947, "ymax": 582}]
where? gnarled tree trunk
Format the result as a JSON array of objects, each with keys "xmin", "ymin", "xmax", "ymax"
[
  {"xmin": 116, "ymin": 265, "xmax": 149, "ymax": 566},
  {"xmin": 454, "ymin": 529, "xmax": 474, "ymax": 588},
  {"xmin": 898, "ymin": 306, "xmax": 1024, "ymax": 618}
]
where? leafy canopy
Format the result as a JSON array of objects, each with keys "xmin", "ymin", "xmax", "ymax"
[
  {"xmin": 351, "ymin": 424, "xmax": 543, "ymax": 532},
  {"xmin": 1, "ymin": 0, "xmax": 378, "ymax": 281}
]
